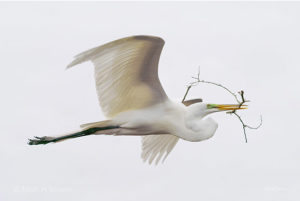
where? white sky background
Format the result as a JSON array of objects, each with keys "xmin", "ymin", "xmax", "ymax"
[{"xmin": 1, "ymin": 2, "xmax": 300, "ymax": 201}]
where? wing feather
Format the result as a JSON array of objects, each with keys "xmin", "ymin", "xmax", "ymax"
[
  {"xmin": 141, "ymin": 135, "xmax": 179, "ymax": 165},
  {"xmin": 67, "ymin": 36, "xmax": 181, "ymax": 164},
  {"xmin": 67, "ymin": 35, "xmax": 168, "ymax": 118}
]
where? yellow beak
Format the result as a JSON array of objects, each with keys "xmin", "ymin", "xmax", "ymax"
[{"xmin": 216, "ymin": 104, "xmax": 248, "ymax": 111}]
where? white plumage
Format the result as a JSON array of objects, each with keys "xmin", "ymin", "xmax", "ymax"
[
  {"xmin": 67, "ymin": 36, "xmax": 167, "ymax": 118},
  {"xmin": 142, "ymin": 135, "xmax": 179, "ymax": 165},
  {"xmin": 29, "ymin": 35, "xmax": 246, "ymax": 164},
  {"xmin": 68, "ymin": 36, "xmax": 176, "ymax": 164}
]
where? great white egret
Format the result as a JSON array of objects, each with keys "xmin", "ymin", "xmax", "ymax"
[{"xmin": 28, "ymin": 35, "xmax": 246, "ymax": 164}]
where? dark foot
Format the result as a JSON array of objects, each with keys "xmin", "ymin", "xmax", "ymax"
[{"xmin": 28, "ymin": 136, "xmax": 56, "ymax": 145}]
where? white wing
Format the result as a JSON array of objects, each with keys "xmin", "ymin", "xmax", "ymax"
[
  {"xmin": 141, "ymin": 135, "xmax": 179, "ymax": 165},
  {"xmin": 67, "ymin": 35, "xmax": 180, "ymax": 164},
  {"xmin": 67, "ymin": 35, "xmax": 168, "ymax": 118}
]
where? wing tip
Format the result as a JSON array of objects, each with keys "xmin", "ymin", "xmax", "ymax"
[
  {"xmin": 66, "ymin": 60, "xmax": 77, "ymax": 69},
  {"xmin": 182, "ymin": 98, "xmax": 203, "ymax": 106},
  {"xmin": 66, "ymin": 55, "xmax": 88, "ymax": 69},
  {"xmin": 66, "ymin": 46, "xmax": 99, "ymax": 69}
]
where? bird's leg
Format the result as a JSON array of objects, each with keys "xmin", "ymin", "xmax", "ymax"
[
  {"xmin": 28, "ymin": 136, "xmax": 60, "ymax": 145},
  {"xmin": 28, "ymin": 126, "xmax": 120, "ymax": 145}
]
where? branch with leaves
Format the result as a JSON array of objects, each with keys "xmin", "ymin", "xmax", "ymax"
[{"xmin": 182, "ymin": 68, "xmax": 262, "ymax": 143}]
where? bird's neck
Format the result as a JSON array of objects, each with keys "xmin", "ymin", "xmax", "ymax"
[{"xmin": 183, "ymin": 106, "xmax": 217, "ymax": 141}]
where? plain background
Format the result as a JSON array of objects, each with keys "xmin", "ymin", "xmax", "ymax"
[{"xmin": 1, "ymin": 2, "xmax": 299, "ymax": 201}]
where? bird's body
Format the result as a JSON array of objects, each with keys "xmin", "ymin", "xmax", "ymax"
[
  {"xmin": 29, "ymin": 35, "xmax": 245, "ymax": 164},
  {"xmin": 108, "ymin": 100, "xmax": 217, "ymax": 142}
]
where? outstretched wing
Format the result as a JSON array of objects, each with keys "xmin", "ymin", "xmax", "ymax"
[
  {"xmin": 67, "ymin": 35, "xmax": 168, "ymax": 118},
  {"xmin": 141, "ymin": 134, "xmax": 179, "ymax": 165}
]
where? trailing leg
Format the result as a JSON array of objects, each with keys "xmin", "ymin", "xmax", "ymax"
[{"xmin": 28, "ymin": 125, "xmax": 120, "ymax": 145}]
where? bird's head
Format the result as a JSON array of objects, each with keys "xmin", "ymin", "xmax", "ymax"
[{"xmin": 184, "ymin": 102, "xmax": 247, "ymax": 141}]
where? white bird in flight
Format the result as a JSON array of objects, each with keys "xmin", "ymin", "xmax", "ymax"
[{"xmin": 29, "ymin": 35, "xmax": 246, "ymax": 164}]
